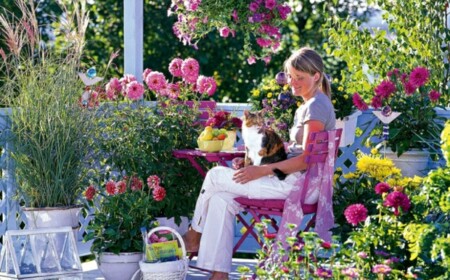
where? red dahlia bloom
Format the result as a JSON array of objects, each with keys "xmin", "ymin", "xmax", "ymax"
[{"xmin": 383, "ymin": 191, "xmax": 411, "ymax": 216}]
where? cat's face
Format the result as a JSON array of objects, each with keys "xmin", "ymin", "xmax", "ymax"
[{"xmin": 243, "ymin": 110, "xmax": 265, "ymax": 128}]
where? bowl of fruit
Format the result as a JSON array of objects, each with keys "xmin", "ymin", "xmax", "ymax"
[{"xmin": 197, "ymin": 126, "xmax": 228, "ymax": 152}]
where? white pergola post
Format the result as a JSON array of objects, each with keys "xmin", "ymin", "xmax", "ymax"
[{"xmin": 124, "ymin": 0, "xmax": 143, "ymax": 82}]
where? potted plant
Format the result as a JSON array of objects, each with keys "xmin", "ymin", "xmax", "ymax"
[
  {"xmin": 352, "ymin": 66, "xmax": 445, "ymax": 176},
  {"xmin": 82, "ymin": 172, "xmax": 165, "ymax": 280},
  {"xmin": 0, "ymin": 0, "xmax": 94, "ymax": 232}
]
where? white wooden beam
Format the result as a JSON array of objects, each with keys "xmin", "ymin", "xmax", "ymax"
[{"xmin": 124, "ymin": 0, "xmax": 143, "ymax": 82}]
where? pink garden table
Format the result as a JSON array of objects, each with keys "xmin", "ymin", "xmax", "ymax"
[{"xmin": 172, "ymin": 149, "xmax": 245, "ymax": 178}]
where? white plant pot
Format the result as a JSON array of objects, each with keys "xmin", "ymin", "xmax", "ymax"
[
  {"xmin": 335, "ymin": 110, "xmax": 362, "ymax": 147},
  {"xmin": 97, "ymin": 252, "xmax": 143, "ymax": 280},
  {"xmin": 383, "ymin": 148, "xmax": 430, "ymax": 177},
  {"xmin": 22, "ymin": 206, "xmax": 82, "ymax": 250},
  {"xmin": 156, "ymin": 216, "xmax": 190, "ymax": 235}
]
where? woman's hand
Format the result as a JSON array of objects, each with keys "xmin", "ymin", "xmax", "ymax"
[
  {"xmin": 231, "ymin": 157, "xmax": 245, "ymax": 170},
  {"xmin": 233, "ymin": 165, "xmax": 268, "ymax": 184}
]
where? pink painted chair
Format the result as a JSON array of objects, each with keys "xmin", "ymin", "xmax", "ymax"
[{"xmin": 233, "ymin": 129, "xmax": 342, "ymax": 253}]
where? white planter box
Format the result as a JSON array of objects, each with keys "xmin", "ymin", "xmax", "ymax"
[{"xmin": 335, "ymin": 111, "xmax": 362, "ymax": 147}]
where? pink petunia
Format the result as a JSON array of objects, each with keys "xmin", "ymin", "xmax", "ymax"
[
  {"xmin": 429, "ymin": 90, "xmax": 441, "ymax": 102},
  {"xmin": 247, "ymin": 56, "xmax": 256, "ymax": 65},
  {"xmin": 126, "ymin": 81, "xmax": 144, "ymax": 100},
  {"xmin": 84, "ymin": 185, "xmax": 96, "ymax": 201},
  {"xmin": 344, "ymin": 204, "xmax": 368, "ymax": 226},
  {"xmin": 409, "ymin": 66, "xmax": 429, "ymax": 87},
  {"xmin": 197, "ymin": 76, "xmax": 217, "ymax": 96},
  {"xmin": 372, "ymin": 264, "xmax": 391, "ymax": 275},
  {"xmin": 181, "ymin": 58, "xmax": 200, "ymax": 84},
  {"xmin": 249, "ymin": 2, "xmax": 259, "ymax": 12},
  {"xmin": 265, "ymin": 0, "xmax": 276, "ymax": 10},
  {"xmin": 219, "ymin": 27, "xmax": 231, "ymax": 38},
  {"xmin": 383, "ymin": 191, "xmax": 410, "ymax": 216},
  {"xmin": 374, "ymin": 80, "xmax": 396, "ymax": 98},
  {"xmin": 277, "ymin": 4, "xmax": 292, "ymax": 20},
  {"xmin": 256, "ymin": 37, "xmax": 272, "ymax": 48},
  {"xmin": 145, "ymin": 71, "xmax": 167, "ymax": 91},
  {"xmin": 352, "ymin": 92, "xmax": 368, "ymax": 111},
  {"xmin": 232, "ymin": 9, "xmax": 239, "ymax": 22},
  {"xmin": 153, "ymin": 186, "xmax": 166, "ymax": 201},
  {"xmin": 262, "ymin": 56, "xmax": 271, "ymax": 65},
  {"xmin": 168, "ymin": 58, "xmax": 183, "ymax": 77},
  {"xmin": 375, "ymin": 182, "xmax": 391, "ymax": 195}
]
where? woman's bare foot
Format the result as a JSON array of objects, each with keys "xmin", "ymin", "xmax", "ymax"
[
  {"xmin": 209, "ymin": 271, "xmax": 229, "ymax": 280},
  {"xmin": 182, "ymin": 227, "xmax": 201, "ymax": 253}
]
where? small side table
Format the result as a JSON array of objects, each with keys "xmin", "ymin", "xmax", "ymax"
[{"xmin": 172, "ymin": 149, "xmax": 245, "ymax": 178}]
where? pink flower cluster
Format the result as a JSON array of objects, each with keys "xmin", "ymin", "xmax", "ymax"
[
  {"xmin": 147, "ymin": 175, "xmax": 166, "ymax": 202},
  {"xmin": 352, "ymin": 66, "xmax": 441, "ymax": 111},
  {"xmin": 143, "ymin": 57, "xmax": 217, "ymax": 100},
  {"xmin": 169, "ymin": 0, "xmax": 292, "ymax": 64},
  {"xmin": 374, "ymin": 181, "xmax": 411, "ymax": 216},
  {"xmin": 205, "ymin": 111, "xmax": 243, "ymax": 129},
  {"xmin": 105, "ymin": 74, "xmax": 145, "ymax": 101}
]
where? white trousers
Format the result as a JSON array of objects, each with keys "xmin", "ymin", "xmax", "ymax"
[{"xmin": 191, "ymin": 166, "xmax": 317, "ymax": 273}]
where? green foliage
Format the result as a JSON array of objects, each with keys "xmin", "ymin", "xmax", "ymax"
[
  {"xmin": 441, "ymin": 120, "xmax": 450, "ymax": 166},
  {"xmin": 90, "ymin": 101, "xmax": 205, "ymax": 221},
  {"xmin": 325, "ymin": 0, "xmax": 449, "ymax": 105},
  {"xmin": 330, "ymin": 78, "xmax": 356, "ymax": 120},
  {"xmin": 0, "ymin": 0, "xmax": 94, "ymax": 207}
]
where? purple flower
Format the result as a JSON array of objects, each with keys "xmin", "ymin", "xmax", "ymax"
[
  {"xmin": 265, "ymin": 0, "xmax": 276, "ymax": 10},
  {"xmin": 277, "ymin": 4, "xmax": 292, "ymax": 20},
  {"xmin": 375, "ymin": 250, "xmax": 390, "ymax": 257},
  {"xmin": 344, "ymin": 204, "xmax": 368, "ymax": 226},
  {"xmin": 383, "ymin": 191, "xmax": 411, "ymax": 216},
  {"xmin": 315, "ymin": 267, "xmax": 333, "ymax": 278},
  {"xmin": 403, "ymin": 81, "xmax": 417, "ymax": 95},
  {"xmin": 275, "ymin": 72, "xmax": 287, "ymax": 85},
  {"xmin": 249, "ymin": 2, "xmax": 259, "ymax": 12}
]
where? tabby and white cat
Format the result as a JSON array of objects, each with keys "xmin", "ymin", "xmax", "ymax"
[{"xmin": 241, "ymin": 110, "xmax": 288, "ymax": 180}]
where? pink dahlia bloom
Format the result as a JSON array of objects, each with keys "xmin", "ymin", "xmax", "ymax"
[
  {"xmin": 105, "ymin": 180, "xmax": 117, "ymax": 195},
  {"xmin": 429, "ymin": 90, "xmax": 441, "ymax": 102},
  {"xmin": 197, "ymin": 75, "xmax": 217, "ymax": 96},
  {"xmin": 145, "ymin": 71, "xmax": 167, "ymax": 91},
  {"xmin": 265, "ymin": 0, "xmax": 276, "ymax": 10},
  {"xmin": 403, "ymin": 81, "xmax": 417, "ymax": 95},
  {"xmin": 147, "ymin": 175, "xmax": 160, "ymax": 188},
  {"xmin": 409, "ymin": 66, "xmax": 429, "ymax": 87},
  {"xmin": 181, "ymin": 58, "xmax": 200, "ymax": 84},
  {"xmin": 375, "ymin": 182, "xmax": 391, "ymax": 195},
  {"xmin": 169, "ymin": 58, "xmax": 183, "ymax": 77},
  {"xmin": 84, "ymin": 185, "xmax": 96, "ymax": 201},
  {"xmin": 249, "ymin": 2, "xmax": 259, "ymax": 12},
  {"xmin": 352, "ymin": 92, "xmax": 368, "ymax": 111},
  {"xmin": 383, "ymin": 191, "xmax": 411, "ymax": 216},
  {"xmin": 126, "ymin": 81, "xmax": 144, "ymax": 100},
  {"xmin": 153, "ymin": 186, "xmax": 166, "ymax": 201},
  {"xmin": 120, "ymin": 74, "xmax": 137, "ymax": 88},
  {"xmin": 142, "ymin": 68, "xmax": 152, "ymax": 81},
  {"xmin": 105, "ymin": 77, "xmax": 123, "ymax": 100},
  {"xmin": 371, "ymin": 95, "xmax": 383, "ymax": 109},
  {"xmin": 130, "ymin": 176, "xmax": 143, "ymax": 191},
  {"xmin": 344, "ymin": 204, "xmax": 368, "ymax": 226},
  {"xmin": 374, "ymin": 80, "xmax": 396, "ymax": 98},
  {"xmin": 116, "ymin": 180, "xmax": 127, "ymax": 194},
  {"xmin": 164, "ymin": 83, "xmax": 181, "ymax": 99},
  {"xmin": 372, "ymin": 264, "xmax": 391, "ymax": 275}
]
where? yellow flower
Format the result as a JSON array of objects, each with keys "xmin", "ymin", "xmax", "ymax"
[
  {"xmin": 333, "ymin": 174, "xmax": 340, "ymax": 184},
  {"xmin": 283, "ymin": 85, "xmax": 289, "ymax": 91},
  {"xmin": 338, "ymin": 86, "xmax": 344, "ymax": 91},
  {"xmin": 262, "ymin": 85, "xmax": 271, "ymax": 91},
  {"xmin": 371, "ymin": 148, "xmax": 378, "ymax": 155},
  {"xmin": 267, "ymin": 92, "xmax": 273, "ymax": 98},
  {"xmin": 343, "ymin": 172, "xmax": 359, "ymax": 179},
  {"xmin": 332, "ymin": 100, "xmax": 336, "ymax": 104},
  {"xmin": 252, "ymin": 89, "xmax": 260, "ymax": 97},
  {"xmin": 297, "ymin": 101, "xmax": 302, "ymax": 107},
  {"xmin": 336, "ymin": 167, "xmax": 342, "ymax": 172},
  {"xmin": 343, "ymin": 94, "xmax": 349, "ymax": 99},
  {"xmin": 356, "ymin": 154, "xmax": 401, "ymax": 181}
]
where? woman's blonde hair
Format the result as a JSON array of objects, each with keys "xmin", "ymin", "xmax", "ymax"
[{"xmin": 284, "ymin": 47, "xmax": 331, "ymax": 99}]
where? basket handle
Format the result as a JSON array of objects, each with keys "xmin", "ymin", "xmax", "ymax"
[{"xmin": 147, "ymin": 226, "xmax": 187, "ymax": 259}]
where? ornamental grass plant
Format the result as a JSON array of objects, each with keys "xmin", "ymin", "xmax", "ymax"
[{"xmin": 0, "ymin": 0, "xmax": 95, "ymax": 208}]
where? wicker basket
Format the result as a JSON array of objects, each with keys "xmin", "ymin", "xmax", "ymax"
[{"xmin": 139, "ymin": 226, "xmax": 188, "ymax": 280}]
